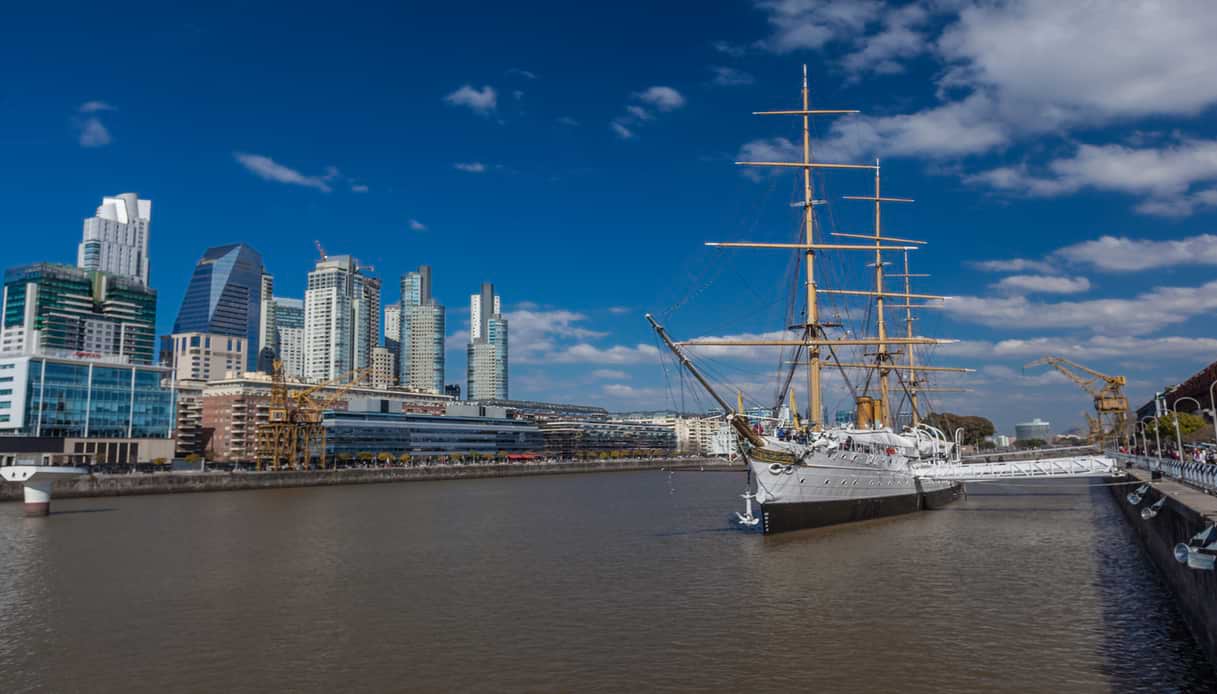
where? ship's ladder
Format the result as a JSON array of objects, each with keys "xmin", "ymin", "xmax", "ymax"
[{"xmin": 914, "ymin": 455, "xmax": 1119, "ymax": 482}]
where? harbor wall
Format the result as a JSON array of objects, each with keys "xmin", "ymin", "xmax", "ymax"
[
  {"xmin": 1107, "ymin": 469, "xmax": 1217, "ymax": 668},
  {"xmin": 0, "ymin": 458, "xmax": 734, "ymax": 502}
]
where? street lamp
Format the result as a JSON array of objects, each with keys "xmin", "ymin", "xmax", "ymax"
[
  {"xmin": 1141, "ymin": 416, "xmax": 1161, "ymax": 461},
  {"xmin": 1209, "ymin": 379, "xmax": 1217, "ymax": 446},
  {"xmin": 1172, "ymin": 396, "xmax": 1203, "ymax": 462}
]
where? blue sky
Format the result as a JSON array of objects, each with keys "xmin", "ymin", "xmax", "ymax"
[{"xmin": 5, "ymin": 1, "xmax": 1217, "ymax": 434}]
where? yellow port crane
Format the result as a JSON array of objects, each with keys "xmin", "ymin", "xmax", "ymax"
[
  {"xmin": 1024, "ymin": 356, "xmax": 1129, "ymax": 447},
  {"xmin": 254, "ymin": 363, "xmax": 372, "ymax": 471}
]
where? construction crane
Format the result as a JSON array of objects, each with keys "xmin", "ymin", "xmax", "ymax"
[
  {"xmin": 254, "ymin": 364, "xmax": 371, "ymax": 471},
  {"xmin": 1024, "ymin": 356, "xmax": 1129, "ymax": 447}
]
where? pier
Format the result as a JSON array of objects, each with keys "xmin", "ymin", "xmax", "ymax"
[
  {"xmin": 1108, "ymin": 453, "xmax": 1217, "ymax": 668},
  {"xmin": 0, "ymin": 457, "xmax": 734, "ymax": 504}
]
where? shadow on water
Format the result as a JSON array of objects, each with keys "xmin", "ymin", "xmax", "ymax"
[{"xmin": 1090, "ymin": 484, "xmax": 1215, "ymax": 691}]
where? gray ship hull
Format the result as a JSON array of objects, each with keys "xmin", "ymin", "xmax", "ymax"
[
  {"xmin": 749, "ymin": 449, "xmax": 963, "ymax": 534},
  {"xmin": 759, "ymin": 481, "xmax": 962, "ymax": 534}
]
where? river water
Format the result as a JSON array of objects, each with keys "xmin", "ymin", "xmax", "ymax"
[{"xmin": 0, "ymin": 471, "xmax": 1212, "ymax": 692}]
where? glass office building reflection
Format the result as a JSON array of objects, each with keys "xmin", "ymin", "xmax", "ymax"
[
  {"xmin": 172, "ymin": 244, "xmax": 265, "ymax": 370},
  {"xmin": 0, "ymin": 355, "xmax": 173, "ymax": 439}
]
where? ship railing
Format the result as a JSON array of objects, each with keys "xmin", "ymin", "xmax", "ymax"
[{"xmin": 1112, "ymin": 452, "xmax": 1217, "ymax": 496}]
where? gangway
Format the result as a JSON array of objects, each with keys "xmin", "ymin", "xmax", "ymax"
[{"xmin": 915, "ymin": 455, "xmax": 1120, "ymax": 482}]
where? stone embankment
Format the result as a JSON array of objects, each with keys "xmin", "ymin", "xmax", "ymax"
[
  {"xmin": 0, "ymin": 458, "xmax": 738, "ymax": 502},
  {"xmin": 1107, "ymin": 461, "xmax": 1217, "ymax": 668}
]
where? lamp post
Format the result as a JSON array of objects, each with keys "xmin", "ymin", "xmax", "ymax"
[
  {"xmin": 1137, "ymin": 419, "xmax": 1148, "ymax": 456},
  {"xmin": 1172, "ymin": 396, "xmax": 1203, "ymax": 462},
  {"xmin": 1209, "ymin": 379, "xmax": 1217, "ymax": 446},
  {"xmin": 1141, "ymin": 416, "xmax": 1161, "ymax": 461}
]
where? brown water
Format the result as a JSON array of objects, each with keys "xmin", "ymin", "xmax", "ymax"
[{"xmin": 0, "ymin": 471, "xmax": 1211, "ymax": 693}]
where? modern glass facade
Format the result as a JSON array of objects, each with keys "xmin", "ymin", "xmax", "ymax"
[
  {"xmin": 0, "ymin": 356, "xmax": 173, "ymax": 439},
  {"xmin": 1, "ymin": 263, "xmax": 157, "ymax": 364},
  {"xmin": 323, "ymin": 410, "xmax": 543, "ymax": 458},
  {"xmin": 173, "ymin": 244, "xmax": 265, "ymax": 370},
  {"xmin": 467, "ymin": 282, "xmax": 507, "ymax": 400}
]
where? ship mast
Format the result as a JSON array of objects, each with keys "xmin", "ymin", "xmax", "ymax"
[
  {"xmin": 673, "ymin": 66, "xmax": 966, "ymax": 432},
  {"xmin": 840, "ymin": 161, "xmax": 912, "ymax": 428}
]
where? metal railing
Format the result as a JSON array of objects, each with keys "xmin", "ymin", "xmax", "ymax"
[{"xmin": 1113, "ymin": 452, "xmax": 1217, "ymax": 495}]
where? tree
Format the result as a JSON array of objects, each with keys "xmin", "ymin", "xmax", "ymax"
[
  {"xmin": 398, "ymin": 453, "xmax": 412, "ymax": 467},
  {"xmin": 377, "ymin": 452, "xmax": 393, "ymax": 466},
  {"xmin": 1015, "ymin": 438, "xmax": 1046, "ymax": 449},
  {"xmin": 978, "ymin": 440, "xmax": 996, "ymax": 450},
  {"xmin": 923, "ymin": 412, "xmax": 995, "ymax": 446},
  {"xmin": 1148, "ymin": 412, "xmax": 1206, "ymax": 440}
]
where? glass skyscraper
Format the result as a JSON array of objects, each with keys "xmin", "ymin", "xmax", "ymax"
[
  {"xmin": 467, "ymin": 282, "xmax": 508, "ymax": 400},
  {"xmin": 0, "ymin": 263, "xmax": 157, "ymax": 365},
  {"xmin": 172, "ymin": 244, "xmax": 266, "ymax": 370}
]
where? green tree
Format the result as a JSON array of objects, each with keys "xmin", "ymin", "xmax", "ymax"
[
  {"xmin": 1015, "ymin": 438, "xmax": 1047, "ymax": 449},
  {"xmin": 1148, "ymin": 412, "xmax": 1206, "ymax": 440},
  {"xmin": 924, "ymin": 412, "xmax": 996, "ymax": 445},
  {"xmin": 398, "ymin": 453, "xmax": 412, "ymax": 467}
]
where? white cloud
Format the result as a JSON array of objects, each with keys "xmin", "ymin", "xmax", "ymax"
[
  {"xmin": 591, "ymin": 369, "xmax": 629, "ymax": 380},
  {"xmin": 625, "ymin": 105, "xmax": 653, "ymax": 122},
  {"xmin": 79, "ymin": 101, "xmax": 116, "ymax": 113},
  {"xmin": 607, "ymin": 306, "xmax": 631, "ymax": 315},
  {"xmin": 453, "ymin": 162, "xmax": 487, "ymax": 173},
  {"xmin": 408, "ymin": 219, "xmax": 426, "ymax": 231},
  {"xmin": 551, "ymin": 344, "xmax": 660, "ymax": 364},
  {"xmin": 233, "ymin": 153, "xmax": 334, "ymax": 192},
  {"xmin": 557, "ymin": 116, "xmax": 580, "ymax": 126},
  {"xmin": 444, "ymin": 84, "xmax": 497, "ymax": 114},
  {"xmin": 754, "ymin": 0, "xmax": 880, "ymax": 53},
  {"xmin": 710, "ymin": 66, "xmax": 755, "ymax": 86},
  {"xmin": 839, "ymin": 3, "xmax": 928, "ymax": 76},
  {"xmin": 634, "ymin": 86, "xmax": 686, "ymax": 111},
  {"xmin": 943, "ymin": 335, "xmax": 1217, "ymax": 361},
  {"xmin": 1055, "ymin": 234, "xmax": 1217, "ymax": 272},
  {"xmin": 77, "ymin": 117, "xmax": 111, "ymax": 148},
  {"xmin": 991, "ymin": 275, "xmax": 1090, "ymax": 295},
  {"xmin": 350, "ymin": 183, "xmax": 369, "ymax": 193},
  {"xmin": 506, "ymin": 68, "xmax": 538, "ymax": 80},
  {"xmin": 712, "ymin": 40, "xmax": 748, "ymax": 57},
  {"xmin": 938, "ymin": 0, "xmax": 1217, "ymax": 122},
  {"xmin": 610, "ymin": 122, "xmax": 634, "ymax": 140},
  {"xmin": 967, "ymin": 139, "xmax": 1217, "ymax": 215},
  {"xmin": 944, "ymin": 279, "xmax": 1217, "ymax": 335},
  {"xmin": 970, "ymin": 258, "xmax": 1056, "ymax": 274}
]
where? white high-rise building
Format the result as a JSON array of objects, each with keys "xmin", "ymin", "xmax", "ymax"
[
  {"xmin": 382, "ymin": 301, "xmax": 401, "ymax": 377},
  {"xmin": 398, "ymin": 266, "xmax": 445, "ymax": 394},
  {"xmin": 270, "ymin": 297, "xmax": 305, "ymax": 379},
  {"xmin": 77, "ymin": 193, "xmax": 152, "ymax": 286},
  {"xmin": 467, "ymin": 282, "xmax": 507, "ymax": 400},
  {"xmin": 303, "ymin": 255, "xmax": 380, "ymax": 382},
  {"xmin": 257, "ymin": 272, "xmax": 275, "ymax": 361}
]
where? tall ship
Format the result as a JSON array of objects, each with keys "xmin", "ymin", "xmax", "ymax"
[{"xmin": 648, "ymin": 67, "xmax": 972, "ymax": 534}]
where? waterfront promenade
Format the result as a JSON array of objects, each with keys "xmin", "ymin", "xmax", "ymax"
[{"xmin": 0, "ymin": 456, "xmax": 736, "ymax": 503}]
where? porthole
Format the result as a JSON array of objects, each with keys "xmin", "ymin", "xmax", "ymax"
[
  {"xmin": 840, "ymin": 479, "xmax": 848, "ymax": 485},
  {"xmin": 823, "ymin": 479, "xmax": 830, "ymax": 485}
]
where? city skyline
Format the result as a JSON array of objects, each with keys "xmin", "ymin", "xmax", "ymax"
[{"xmin": 6, "ymin": 3, "xmax": 1217, "ymax": 432}]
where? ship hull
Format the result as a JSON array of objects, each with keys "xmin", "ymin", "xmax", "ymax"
[
  {"xmin": 759, "ymin": 482, "xmax": 962, "ymax": 534},
  {"xmin": 748, "ymin": 451, "xmax": 963, "ymax": 534}
]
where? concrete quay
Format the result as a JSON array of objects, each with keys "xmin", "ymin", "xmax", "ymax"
[
  {"xmin": 1107, "ymin": 464, "xmax": 1217, "ymax": 668},
  {"xmin": 0, "ymin": 457, "xmax": 738, "ymax": 503}
]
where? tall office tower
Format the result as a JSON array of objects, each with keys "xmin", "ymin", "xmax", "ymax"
[
  {"xmin": 303, "ymin": 255, "xmax": 380, "ymax": 382},
  {"xmin": 257, "ymin": 271, "xmax": 275, "ymax": 355},
  {"xmin": 384, "ymin": 304, "xmax": 401, "ymax": 359},
  {"xmin": 172, "ymin": 244, "xmax": 266, "ymax": 370},
  {"xmin": 398, "ymin": 266, "xmax": 445, "ymax": 394},
  {"xmin": 77, "ymin": 193, "xmax": 152, "ymax": 286},
  {"xmin": 466, "ymin": 281, "xmax": 508, "ymax": 400},
  {"xmin": 1, "ymin": 263, "xmax": 157, "ymax": 364},
  {"xmin": 271, "ymin": 297, "xmax": 305, "ymax": 379}
]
